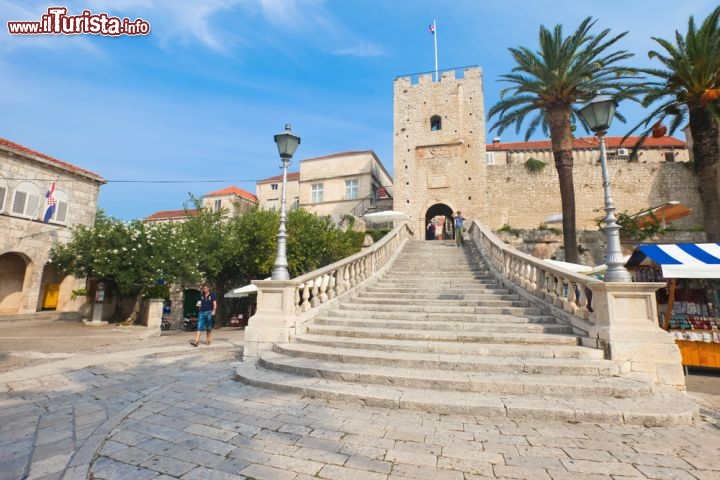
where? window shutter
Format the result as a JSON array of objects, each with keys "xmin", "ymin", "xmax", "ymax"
[
  {"xmin": 12, "ymin": 191, "xmax": 26, "ymax": 214},
  {"xmin": 56, "ymin": 201, "xmax": 68, "ymax": 223},
  {"xmin": 0, "ymin": 186, "xmax": 6, "ymax": 211},
  {"xmin": 26, "ymin": 194, "xmax": 40, "ymax": 218}
]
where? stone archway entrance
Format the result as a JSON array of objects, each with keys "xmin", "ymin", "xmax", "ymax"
[
  {"xmin": 425, "ymin": 203, "xmax": 454, "ymax": 241},
  {"xmin": 0, "ymin": 252, "xmax": 31, "ymax": 313}
]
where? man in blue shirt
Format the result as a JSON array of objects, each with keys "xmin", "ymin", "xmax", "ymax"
[
  {"xmin": 190, "ymin": 284, "xmax": 216, "ymax": 347},
  {"xmin": 454, "ymin": 211, "xmax": 465, "ymax": 247}
]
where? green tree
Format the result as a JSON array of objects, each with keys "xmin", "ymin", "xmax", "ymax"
[
  {"xmin": 627, "ymin": 7, "xmax": 720, "ymax": 241},
  {"xmin": 50, "ymin": 211, "xmax": 198, "ymax": 322},
  {"xmin": 488, "ymin": 18, "xmax": 635, "ymax": 263}
]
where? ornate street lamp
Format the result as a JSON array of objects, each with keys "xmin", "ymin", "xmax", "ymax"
[
  {"xmin": 578, "ymin": 94, "xmax": 632, "ymax": 282},
  {"xmin": 271, "ymin": 124, "xmax": 301, "ymax": 280}
]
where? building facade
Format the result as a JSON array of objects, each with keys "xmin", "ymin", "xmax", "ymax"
[
  {"xmin": 0, "ymin": 138, "xmax": 105, "ymax": 315},
  {"xmin": 145, "ymin": 186, "xmax": 257, "ymax": 222},
  {"xmin": 393, "ymin": 66, "xmax": 702, "ymax": 238},
  {"xmin": 256, "ymin": 151, "xmax": 393, "ymax": 222}
]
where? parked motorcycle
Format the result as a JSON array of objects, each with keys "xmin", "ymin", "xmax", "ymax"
[
  {"xmin": 182, "ymin": 316, "xmax": 197, "ymax": 331},
  {"xmin": 161, "ymin": 317, "xmax": 171, "ymax": 331}
]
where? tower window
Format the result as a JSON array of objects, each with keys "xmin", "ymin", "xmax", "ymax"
[{"xmin": 430, "ymin": 115, "xmax": 442, "ymax": 131}]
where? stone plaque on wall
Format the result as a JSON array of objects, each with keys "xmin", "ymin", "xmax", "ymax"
[
  {"xmin": 416, "ymin": 142, "xmax": 463, "ymax": 160},
  {"xmin": 427, "ymin": 175, "xmax": 448, "ymax": 189}
]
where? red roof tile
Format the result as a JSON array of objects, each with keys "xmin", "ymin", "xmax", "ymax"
[
  {"xmin": 144, "ymin": 208, "xmax": 201, "ymax": 220},
  {"xmin": 203, "ymin": 186, "xmax": 258, "ymax": 202},
  {"xmin": 0, "ymin": 137, "xmax": 105, "ymax": 182},
  {"xmin": 257, "ymin": 172, "xmax": 300, "ymax": 184},
  {"xmin": 486, "ymin": 136, "xmax": 687, "ymax": 151}
]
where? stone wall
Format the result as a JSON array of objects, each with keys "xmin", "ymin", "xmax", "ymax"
[
  {"xmin": 393, "ymin": 68, "xmax": 487, "ymax": 238},
  {"xmin": 484, "ymin": 161, "xmax": 702, "ymax": 231},
  {"xmin": 0, "ymin": 147, "xmax": 103, "ymax": 314}
]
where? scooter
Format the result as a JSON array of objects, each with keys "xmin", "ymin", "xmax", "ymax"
[
  {"xmin": 182, "ymin": 316, "xmax": 197, "ymax": 331},
  {"xmin": 161, "ymin": 316, "xmax": 171, "ymax": 331}
]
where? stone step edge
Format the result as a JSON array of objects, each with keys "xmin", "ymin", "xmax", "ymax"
[
  {"xmin": 235, "ymin": 361, "xmax": 698, "ymax": 426},
  {"xmin": 292, "ymin": 334, "xmax": 605, "ymax": 358},
  {"xmin": 313, "ymin": 319, "xmax": 571, "ymax": 333},
  {"xmin": 259, "ymin": 351, "xmax": 647, "ymax": 397},
  {"xmin": 271, "ymin": 344, "xmax": 626, "ymax": 376}
]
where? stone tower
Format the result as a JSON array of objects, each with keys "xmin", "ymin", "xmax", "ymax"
[{"xmin": 393, "ymin": 67, "xmax": 487, "ymax": 239}]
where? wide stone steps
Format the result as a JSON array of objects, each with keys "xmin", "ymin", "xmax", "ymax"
[
  {"xmin": 305, "ymin": 324, "xmax": 580, "ymax": 345},
  {"xmin": 236, "ymin": 240, "xmax": 699, "ymax": 425},
  {"xmin": 291, "ymin": 334, "xmax": 605, "ymax": 358},
  {"xmin": 337, "ymin": 303, "xmax": 543, "ymax": 316},
  {"xmin": 257, "ymin": 351, "xmax": 646, "ymax": 397},
  {"xmin": 271, "ymin": 344, "xmax": 623, "ymax": 376},
  {"xmin": 235, "ymin": 362, "xmax": 696, "ymax": 426},
  {"xmin": 313, "ymin": 317, "xmax": 572, "ymax": 334},
  {"xmin": 319, "ymin": 311, "xmax": 558, "ymax": 324}
]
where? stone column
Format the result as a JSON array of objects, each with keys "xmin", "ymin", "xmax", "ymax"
[
  {"xmin": 588, "ymin": 282, "xmax": 686, "ymax": 390},
  {"xmin": 144, "ymin": 298, "xmax": 164, "ymax": 337},
  {"xmin": 242, "ymin": 280, "xmax": 299, "ymax": 359}
]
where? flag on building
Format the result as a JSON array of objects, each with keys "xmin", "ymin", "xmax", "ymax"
[
  {"xmin": 43, "ymin": 182, "xmax": 56, "ymax": 223},
  {"xmin": 429, "ymin": 23, "xmax": 435, "ymax": 34}
]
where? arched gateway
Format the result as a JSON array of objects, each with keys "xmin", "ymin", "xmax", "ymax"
[{"xmin": 425, "ymin": 203, "xmax": 455, "ymax": 241}]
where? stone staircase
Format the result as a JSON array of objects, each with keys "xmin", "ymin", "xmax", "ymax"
[{"xmin": 237, "ymin": 241, "xmax": 698, "ymax": 425}]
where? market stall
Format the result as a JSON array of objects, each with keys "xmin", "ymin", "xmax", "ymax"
[{"xmin": 626, "ymin": 243, "xmax": 720, "ymax": 368}]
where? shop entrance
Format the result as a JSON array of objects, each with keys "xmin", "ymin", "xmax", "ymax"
[
  {"xmin": 0, "ymin": 252, "xmax": 30, "ymax": 313},
  {"xmin": 425, "ymin": 203, "xmax": 454, "ymax": 241}
]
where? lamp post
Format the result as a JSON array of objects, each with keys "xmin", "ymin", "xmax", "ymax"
[
  {"xmin": 271, "ymin": 124, "xmax": 301, "ymax": 280},
  {"xmin": 578, "ymin": 94, "xmax": 632, "ymax": 282}
]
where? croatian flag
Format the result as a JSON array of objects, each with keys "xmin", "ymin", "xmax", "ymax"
[
  {"xmin": 43, "ymin": 182, "xmax": 56, "ymax": 223},
  {"xmin": 429, "ymin": 23, "xmax": 435, "ymax": 34}
]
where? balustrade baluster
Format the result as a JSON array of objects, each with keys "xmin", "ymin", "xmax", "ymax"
[
  {"xmin": 294, "ymin": 285, "xmax": 302, "ymax": 314},
  {"xmin": 328, "ymin": 272, "xmax": 337, "ymax": 299},
  {"xmin": 302, "ymin": 283, "xmax": 311, "ymax": 312},
  {"xmin": 311, "ymin": 277, "xmax": 320, "ymax": 307},
  {"xmin": 319, "ymin": 274, "xmax": 329, "ymax": 304}
]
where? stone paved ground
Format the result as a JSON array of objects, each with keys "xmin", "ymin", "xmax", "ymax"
[{"xmin": 2, "ymin": 323, "xmax": 720, "ymax": 479}]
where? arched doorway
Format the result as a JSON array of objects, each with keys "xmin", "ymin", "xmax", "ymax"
[
  {"xmin": 425, "ymin": 203, "xmax": 455, "ymax": 241},
  {"xmin": 0, "ymin": 252, "xmax": 31, "ymax": 313},
  {"xmin": 183, "ymin": 289, "xmax": 201, "ymax": 318},
  {"xmin": 38, "ymin": 263, "xmax": 65, "ymax": 311}
]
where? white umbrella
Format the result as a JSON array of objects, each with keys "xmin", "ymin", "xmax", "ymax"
[
  {"xmin": 543, "ymin": 213, "xmax": 563, "ymax": 224},
  {"xmin": 363, "ymin": 210, "xmax": 410, "ymax": 222}
]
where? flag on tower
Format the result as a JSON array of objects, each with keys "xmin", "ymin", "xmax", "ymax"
[
  {"xmin": 43, "ymin": 182, "xmax": 56, "ymax": 223},
  {"xmin": 429, "ymin": 23, "xmax": 435, "ymax": 34}
]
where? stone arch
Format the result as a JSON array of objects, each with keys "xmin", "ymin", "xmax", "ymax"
[
  {"xmin": 0, "ymin": 252, "xmax": 32, "ymax": 313},
  {"xmin": 425, "ymin": 203, "xmax": 455, "ymax": 241}
]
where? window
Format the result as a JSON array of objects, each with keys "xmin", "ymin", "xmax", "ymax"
[
  {"xmin": 311, "ymin": 183, "xmax": 323, "ymax": 203},
  {"xmin": 345, "ymin": 179, "xmax": 358, "ymax": 200},
  {"xmin": 0, "ymin": 178, "xmax": 7, "ymax": 213},
  {"xmin": 11, "ymin": 182, "xmax": 42, "ymax": 219},
  {"xmin": 485, "ymin": 152, "xmax": 495, "ymax": 165},
  {"xmin": 267, "ymin": 199, "xmax": 278, "ymax": 211},
  {"xmin": 291, "ymin": 197, "xmax": 299, "ymax": 209},
  {"xmin": 664, "ymin": 152, "xmax": 675, "ymax": 162},
  {"xmin": 270, "ymin": 183, "xmax": 279, "ymax": 191},
  {"xmin": 214, "ymin": 199, "xmax": 222, "ymax": 212},
  {"xmin": 430, "ymin": 115, "xmax": 442, "ymax": 131},
  {"xmin": 48, "ymin": 189, "xmax": 70, "ymax": 224}
]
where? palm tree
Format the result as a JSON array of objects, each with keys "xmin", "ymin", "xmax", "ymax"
[
  {"xmin": 628, "ymin": 7, "xmax": 720, "ymax": 241},
  {"xmin": 488, "ymin": 18, "xmax": 635, "ymax": 263}
]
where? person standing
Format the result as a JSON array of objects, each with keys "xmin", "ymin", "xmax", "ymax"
[
  {"xmin": 454, "ymin": 211, "xmax": 465, "ymax": 247},
  {"xmin": 190, "ymin": 284, "xmax": 216, "ymax": 347},
  {"xmin": 426, "ymin": 220, "xmax": 436, "ymax": 240}
]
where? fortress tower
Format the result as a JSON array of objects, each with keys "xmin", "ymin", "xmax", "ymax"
[{"xmin": 393, "ymin": 67, "xmax": 487, "ymax": 239}]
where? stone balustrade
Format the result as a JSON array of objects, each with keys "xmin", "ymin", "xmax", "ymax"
[
  {"xmin": 467, "ymin": 220, "xmax": 687, "ymax": 391},
  {"xmin": 242, "ymin": 222, "xmax": 414, "ymax": 358}
]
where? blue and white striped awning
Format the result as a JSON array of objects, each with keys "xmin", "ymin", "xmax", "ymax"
[{"xmin": 636, "ymin": 243, "xmax": 720, "ymax": 278}]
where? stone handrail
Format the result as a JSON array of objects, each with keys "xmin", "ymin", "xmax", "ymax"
[
  {"xmin": 468, "ymin": 220, "xmax": 603, "ymax": 331},
  {"xmin": 243, "ymin": 222, "xmax": 414, "ymax": 358},
  {"xmin": 467, "ymin": 219, "xmax": 687, "ymax": 391},
  {"xmin": 292, "ymin": 222, "xmax": 412, "ymax": 315}
]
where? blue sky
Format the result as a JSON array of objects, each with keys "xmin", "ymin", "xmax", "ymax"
[{"xmin": 1, "ymin": 0, "xmax": 716, "ymax": 220}]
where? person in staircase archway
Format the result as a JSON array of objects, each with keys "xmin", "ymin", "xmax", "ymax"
[
  {"xmin": 454, "ymin": 211, "xmax": 465, "ymax": 247},
  {"xmin": 426, "ymin": 220, "xmax": 436, "ymax": 240}
]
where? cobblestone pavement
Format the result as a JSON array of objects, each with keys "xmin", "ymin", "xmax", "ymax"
[{"xmin": 2, "ymin": 328, "xmax": 720, "ymax": 479}]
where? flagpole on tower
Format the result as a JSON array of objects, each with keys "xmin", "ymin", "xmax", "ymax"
[{"xmin": 432, "ymin": 19, "xmax": 439, "ymax": 81}]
